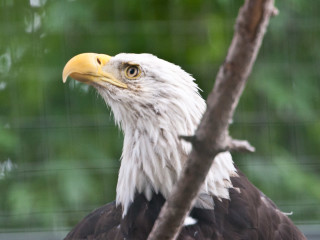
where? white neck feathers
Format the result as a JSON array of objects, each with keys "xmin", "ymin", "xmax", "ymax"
[
  {"xmin": 100, "ymin": 92, "xmax": 236, "ymax": 215},
  {"xmin": 96, "ymin": 54, "xmax": 237, "ymax": 215}
]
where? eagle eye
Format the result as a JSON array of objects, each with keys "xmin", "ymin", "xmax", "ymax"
[{"xmin": 125, "ymin": 65, "xmax": 141, "ymax": 79}]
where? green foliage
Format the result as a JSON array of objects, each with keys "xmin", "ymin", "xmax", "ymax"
[{"xmin": 0, "ymin": 0, "xmax": 319, "ymax": 233}]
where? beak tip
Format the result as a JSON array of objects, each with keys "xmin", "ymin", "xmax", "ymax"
[
  {"xmin": 62, "ymin": 76, "xmax": 67, "ymax": 83},
  {"xmin": 62, "ymin": 65, "xmax": 71, "ymax": 83},
  {"xmin": 62, "ymin": 71, "xmax": 69, "ymax": 83}
]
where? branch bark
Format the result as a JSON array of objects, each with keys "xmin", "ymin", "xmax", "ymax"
[{"xmin": 147, "ymin": 0, "xmax": 277, "ymax": 240}]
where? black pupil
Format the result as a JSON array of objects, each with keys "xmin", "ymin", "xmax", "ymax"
[{"xmin": 129, "ymin": 67, "xmax": 136, "ymax": 76}]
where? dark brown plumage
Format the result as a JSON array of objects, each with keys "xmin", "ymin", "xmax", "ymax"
[{"xmin": 65, "ymin": 170, "xmax": 305, "ymax": 240}]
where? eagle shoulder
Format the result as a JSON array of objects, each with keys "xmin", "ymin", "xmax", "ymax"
[
  {"xmin": 64, "ymin": 201, "xmax": 123, "ymax": 240},
  {"xmin": 64, "ymin": 171, "xmax": 306, "ymax": 240}
]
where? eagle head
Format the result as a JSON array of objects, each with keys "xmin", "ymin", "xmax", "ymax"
[
  {"xmin": 63, "ymin": 53, "xmax": 235, "ymax": 215},
  {"xmin": 63, "ymin": 53, "xmax": 204, "ymax": 129}
]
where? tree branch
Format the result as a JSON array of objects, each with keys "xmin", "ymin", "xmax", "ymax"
[{"xmin": 147, "ymin": 0, "xmax": 277, "ymax": 240}]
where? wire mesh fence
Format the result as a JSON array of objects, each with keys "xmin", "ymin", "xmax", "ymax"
[{"xmin": 0, "ymin": 0, "xmax": 319, "ymax": 239}]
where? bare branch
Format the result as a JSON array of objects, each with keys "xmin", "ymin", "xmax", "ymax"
[
  {"xmin": 227, "ymin": 138, "xmax": 256, "ymax": 153},
  {"xmin": 180, "ymin": 135, "xmax": 255, "ymax": 153},
  {"xmin": 271, "ymin": 7, "xmax": 279, "ymax": 17},
  {"xmin": 147, "ymin": 0, "xmax": 276, "ymax": 240}
]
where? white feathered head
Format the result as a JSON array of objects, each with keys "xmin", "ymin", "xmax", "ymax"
[
  {"xmin": 63, "ymin": 53, "xmax": 235, "ymax": 215},
  {"xmin": 63, "ymin": 53, "xmax": 204, "ymax": 131}
]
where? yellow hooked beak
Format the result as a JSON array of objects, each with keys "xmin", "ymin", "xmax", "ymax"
[{"xmin": 62, "ymin": 53, "xmax": 128, "ymax": 89}]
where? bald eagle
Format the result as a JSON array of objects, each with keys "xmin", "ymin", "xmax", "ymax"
[{"xmin": 62, "ymin": 53, "xmax": 306, "ymax": 240}]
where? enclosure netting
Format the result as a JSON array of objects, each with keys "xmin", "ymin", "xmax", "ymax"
[{"xmin": 0, "ymin": 0, "xmax": 319, "ymax": 239}]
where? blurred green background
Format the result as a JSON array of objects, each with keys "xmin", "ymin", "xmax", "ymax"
[{"xmin": 0, "ymin": 0, "xmax": 319, "ymax": 239}]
